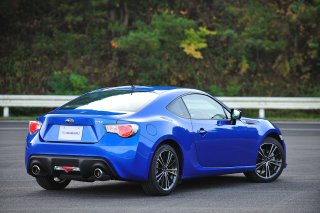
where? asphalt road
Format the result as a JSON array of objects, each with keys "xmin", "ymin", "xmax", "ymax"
[{"xmin": 0, "ymin": 121, "xmax": 319, "ymax": 213}]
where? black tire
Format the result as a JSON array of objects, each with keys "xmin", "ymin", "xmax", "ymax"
[
  {"xmin": 244, "ymin": 137, "xmax": 285, "ymax": 183},
  {"xmin": 142, "ymin": 144, "xmax": 180, "ymax": 196},
  {"xmin": 36, "ymin": 176, "xmax": 71, "ymax": 190}
]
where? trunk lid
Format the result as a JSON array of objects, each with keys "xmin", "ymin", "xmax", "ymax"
[{"xmin": 39, "ymin": 111, "xmax": 123, "ymax": 143}]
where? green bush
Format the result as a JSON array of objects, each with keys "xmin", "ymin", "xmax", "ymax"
[{"xmin": 48, "ymin": 71, "xmax": 97, "ymax": 95}]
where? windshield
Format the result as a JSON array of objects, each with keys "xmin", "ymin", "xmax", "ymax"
[{"xmin": 61, "ymin": 90, "xmax": 159, "ymax": 112}]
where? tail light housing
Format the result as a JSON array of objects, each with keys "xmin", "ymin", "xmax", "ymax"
[
  {"xmin": 29, "ymin": 121, "xmax": 42, "ymax": 134},
  {"xmin": 105, "ymin": 124, "xmax": 139, "ymax": 138}
]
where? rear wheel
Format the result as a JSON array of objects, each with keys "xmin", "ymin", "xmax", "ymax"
[
  {"xmin": 142, "ymin": 144, "xmax": 180, "ymax": 196},
  {"xmin": 36, "ymin": 176, "xmax": 71, "ymax": 190},
  {"xmin": 244, "ymin": 137, "xmax": 285, "ymax": 183}
]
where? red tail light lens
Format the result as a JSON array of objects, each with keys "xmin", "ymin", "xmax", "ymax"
[
  {"xmin": 29, "ymin": 121, "xmax": 42, "ymax": 134},
  {"xmin": 105, "ymin": 124, "xmax": 139, "ymax": 138}
]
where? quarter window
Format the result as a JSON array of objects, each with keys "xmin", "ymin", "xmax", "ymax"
[
  {"xmin": 182, "ymin": 94, "xmax": 226, "ymax": 120},
  {"xmin": 167, "ymin": 98, "xmax": 190, "ymax": 119}
]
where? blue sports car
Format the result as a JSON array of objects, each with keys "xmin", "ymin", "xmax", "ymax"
[{"xmin": 26, "ymin": 86, "xmax": 286, "ymax": 195}]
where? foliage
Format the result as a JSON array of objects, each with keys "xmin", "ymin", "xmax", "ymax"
[
  {"xmin": 0, "ymin": 0, "xmax": 319, "ymax": 97},
  {"xmin": 48, "ymin": 71, "xmax": 97, "ymax": 95},
  {"xmin": 180, "ymin": 27, "xmax": 216, "ymax": 59}
]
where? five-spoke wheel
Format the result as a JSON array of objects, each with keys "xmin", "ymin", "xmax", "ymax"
[
  {"xmin": 244, "ymin": 137, "xmax": 285, "ymax": 182},
  {"xmin": 142, "ymin": 144, "xmax": 180, "ymax": 195}
]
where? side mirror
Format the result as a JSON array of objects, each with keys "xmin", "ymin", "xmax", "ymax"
[{"xmin": 231, "ymin": 109, "xmax": 242, "ymax": 124}]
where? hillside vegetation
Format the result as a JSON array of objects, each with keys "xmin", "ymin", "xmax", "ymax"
[{"xmin": 1, "ymin": 0, "xmax": 319, "ymax": 96}]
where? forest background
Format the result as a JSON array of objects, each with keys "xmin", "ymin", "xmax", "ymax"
[{"xmin": 0, "ymin": 0, "xmax": 319, "ymax": 118}]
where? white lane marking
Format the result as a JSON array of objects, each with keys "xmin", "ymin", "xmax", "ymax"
[
  {"xmin": 281, "ymin": 128, "xmax": 320, "ymax": 131},
  {"xmin": 275, "ymin": 121, "xmax": 320, "ymax": 124},
  {"xmin": 0, "ymin": 128, "xmax": 27, "ymax": 130}
]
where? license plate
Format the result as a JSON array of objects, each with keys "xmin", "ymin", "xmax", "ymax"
[{"xmin": 58, "ymin": 126, "xmax": 83, "ymax": 141}]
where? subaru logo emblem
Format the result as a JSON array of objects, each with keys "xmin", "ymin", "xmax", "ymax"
[{"xmin": 65, "ymin": 118, "xmax": 74, "ymax": 124}]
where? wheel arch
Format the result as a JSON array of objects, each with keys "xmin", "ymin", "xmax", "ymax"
[
  {"xmin": 264, "ymin": 131, "xmax": 287, "ymax": 165},
  {"xmin": 265, "ymin": 132, "xmax": 285, "ymax": 150}
]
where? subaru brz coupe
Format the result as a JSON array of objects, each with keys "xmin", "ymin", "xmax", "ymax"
[{"xmin": 26, "ymin": 86, "xmax": 286, "ymax": 195}]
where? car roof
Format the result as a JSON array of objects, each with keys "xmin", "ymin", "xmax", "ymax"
[
  {"xmin": 91, "ymin": 85, "xmax": 184, "ymax": 94},
  {"xmin": 90, "ymin": 85, "xmax": 212, "ymax": 99}
]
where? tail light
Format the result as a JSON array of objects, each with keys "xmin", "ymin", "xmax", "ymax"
[
  {"xmin": 105, "ymin": 124, "xmax": 139, "ymax": 138},
  {"xmin": 29, "ymin": 121, "xmax": 42, "ymax": 134}
]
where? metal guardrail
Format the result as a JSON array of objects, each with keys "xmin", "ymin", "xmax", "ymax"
[{"xmin": 0, "ymin": 95, "xmax": 319, "ymax": 118}]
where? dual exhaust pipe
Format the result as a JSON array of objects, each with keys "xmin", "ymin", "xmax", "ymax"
[
  {"xmin": 31, "ymin": 163, "xmax": 109, "ymax": 180},
  {"xmin": 31, "ymin": 164, "xmax": 41, "ymax": 175},
  {"xmin": 93, "ymin": 168, "xmax": 110, "ymax": 180},
  {"xmin": 94, "ymin": 168, "xmax": 103, "ymax": 179}
]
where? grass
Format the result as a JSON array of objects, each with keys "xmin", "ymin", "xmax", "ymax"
[
  {"xmin": 0, "ymin": 107, "xmax": 54, "ymax": 121},
  {"xmin": 0, "ymin": 116, "xmax": 37, "ymax": 120},
  {"xmin": 243, "ymin": 109, "xmax": 320, "ymax": 122}
]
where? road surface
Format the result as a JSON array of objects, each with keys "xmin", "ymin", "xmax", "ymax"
[{"xmin": 0, "ymin": 121, "xmax": 319, "ymax": 212}]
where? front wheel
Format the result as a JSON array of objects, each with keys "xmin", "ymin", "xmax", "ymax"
[
  {"xmin": 142, "ymin": 144, "xmax": 180, "ymax": 196},
  {"xmin": 244, "ymin": 137, "xmax": 285, "ymax": 183},
  {"xmin": 36, "ymin": 176, "xmax": 71, "ymax": 190}
]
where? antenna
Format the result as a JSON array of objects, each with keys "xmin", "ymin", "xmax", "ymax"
[{"xmin": 129, "ymin": 75, "xmax": 135, "ymax": 95}]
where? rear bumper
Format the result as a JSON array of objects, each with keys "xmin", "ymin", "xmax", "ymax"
[
  {"xmin": 25, "ymin": 133, "xmax": 155, "ymax": 181},
  {"xmin": 28, "ymin": 155, "xmax": 118, "ymax": 181}
]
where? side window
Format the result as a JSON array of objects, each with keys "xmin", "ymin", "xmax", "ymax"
[
  {"xmin": 167, "ymin": 98, "xmax": 190, "ymax": 119},
  {"xmin": 182, "ymin": 94, "xmax": 226, "ymax": 120}
]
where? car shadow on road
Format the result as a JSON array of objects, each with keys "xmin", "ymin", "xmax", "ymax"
[
  {"xmin": 177, "ymin": 174, "xmax": 250, "ymax": 191},
  {"xmin": 28, "ymin": 174, "xmax": 250, "ymax": 198}
]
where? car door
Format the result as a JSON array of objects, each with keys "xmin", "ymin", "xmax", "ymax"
[{"xmin": 182, "ymin": 94, "xmax": 258, "ymax": 167}]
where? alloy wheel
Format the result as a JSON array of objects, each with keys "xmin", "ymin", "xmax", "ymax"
[
  {"xmin": 155, "ymin": 150, "xmax": 178, "ymax": 191},
  {"xmin": 256, "ymin": 143, "xmax": 283, "ymax": 179}
]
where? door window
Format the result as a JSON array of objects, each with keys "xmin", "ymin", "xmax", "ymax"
[{"xmin": 182, "ymin": 94, "xmax": 226, "ymax": 120}]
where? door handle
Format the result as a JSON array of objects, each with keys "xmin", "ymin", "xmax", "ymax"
[{"xmin": 197, "ymin": 128, "xmax": 207, "ymax": 134}]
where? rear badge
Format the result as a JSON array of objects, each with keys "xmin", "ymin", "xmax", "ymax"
[
  {"xmin": 54, "ymin": 166, "xmax": 80, "ymax": 173},
  {"xmin": 65, "ymin": 118, "xmax": 74, "ymax": 124}
]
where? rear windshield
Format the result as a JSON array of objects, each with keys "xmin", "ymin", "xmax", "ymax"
[{"xmin": 60, "ymin": 90, "xmax": 159, "ymax": 112}]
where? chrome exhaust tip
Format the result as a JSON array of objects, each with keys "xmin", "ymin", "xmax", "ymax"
[
  {"xmin": 94, "ymin": 168, "xmax": 103, "ymax": 179},
  {"xmin": 32, "ymin": 164, "xmax": 41, "ymax": 175}
]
